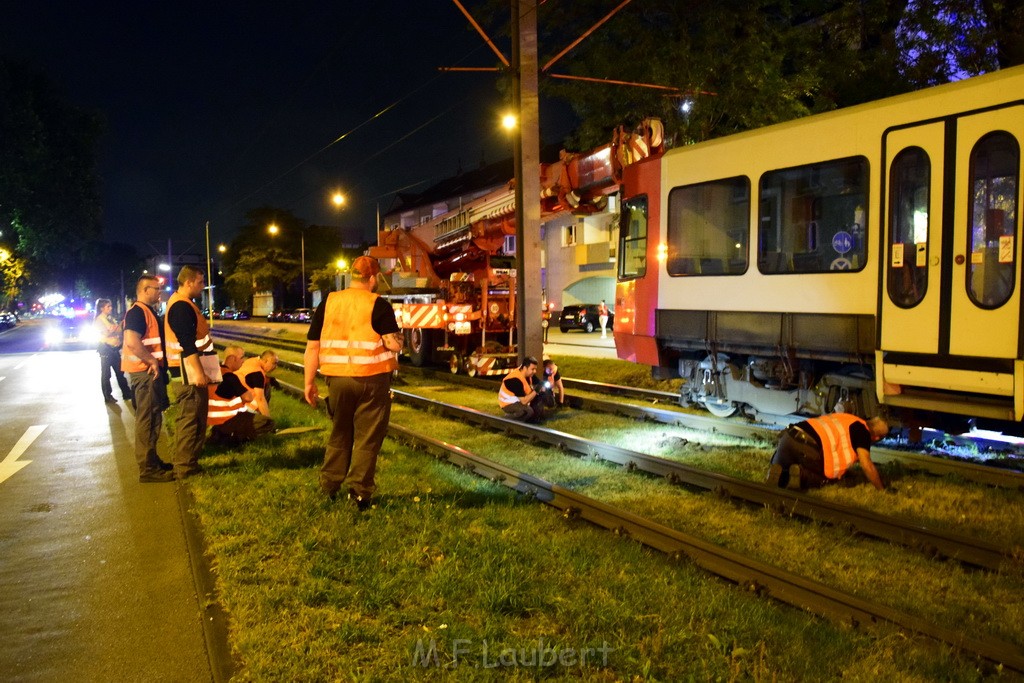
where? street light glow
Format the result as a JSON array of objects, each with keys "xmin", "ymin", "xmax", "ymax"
[
  {"xmin": 336, "ymin": 258, "xmax": 347, "ymax": 270},
  {"xmin": 332, "ymin": 192, "xmax": 346, "ymax": 207},
  {"xmin": 501, "ymin": 113, "xmax": 518, "ymax": 130},
  {"xmin": 218, "ymin": 244, "xmax": 227, "ymax": 253},
  {"xmin": 268, "ymin": 223, "xmax": 279, "ymax": 236}
]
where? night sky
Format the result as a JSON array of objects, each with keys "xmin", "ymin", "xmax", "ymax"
[{"xmin": 1, "ymin": 1, "xmax": 575, "ymax": 256}]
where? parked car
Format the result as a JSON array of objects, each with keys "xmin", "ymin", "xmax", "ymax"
[
  {"xmin": 288, "ymin": 308, "xmax": 312, "ymax": 323},
  {"xmin": 233, "ymin": 310, "xmax": 251, "ymax": 320},
  {"xmin": 267, "ymin": 309, "xmax": 291, "ymax": 323},
  {"xmin": 220, "ymin": 307, "xmax": 237, "ymax": 320},
  {"xmin": 558, "ymin": 304, "xmax": 613, "ymax": 333},
  {"xmin": 0, "ymin": 311, "xmax": 17, "ymax": 330}
]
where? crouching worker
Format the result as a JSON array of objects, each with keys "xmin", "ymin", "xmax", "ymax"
[
  {"xmin": 207, "ymin": 347, "xmax": 277, "ymax": 445},
  {"xmin": 537, "ymin": 358, "xmax": 565, "ymax": 408},
  {"xmin": 498, "ymin": 356, "xmax": 545, "ymax": 423},
  {"xmin": 767, "ymin": 413, "xmax": 889, "ymax": 491}
]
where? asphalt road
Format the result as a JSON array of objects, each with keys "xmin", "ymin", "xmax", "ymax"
[{"xmin": 0, "ymin": 319, "xmax": 216, "ymax": 682}]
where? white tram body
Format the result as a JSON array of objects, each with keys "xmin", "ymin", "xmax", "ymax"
[{"xmin": 614, "ymin": 66, "xmax": 1024, "ymax": 427}]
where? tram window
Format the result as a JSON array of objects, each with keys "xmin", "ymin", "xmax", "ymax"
[
  {"xmin": 666, "ymin": 176, "xmax": 749, "ymax": 277},
  {"xmin": 887, "ymin": 147, "xmax": 930, "ymax": 308},
  {"xmin": 967, "ymin": 131, "xmax": 1019, "ymax": 309},
  {"xmin": 758, "ymin": 156, "xmax": 868, "ymax": 274},
  {"xmin": 618, "ymin": 195, "xmax": 648, "ymax": 280}
]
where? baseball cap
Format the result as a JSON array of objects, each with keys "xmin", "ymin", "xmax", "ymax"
[{"xmin": 351, "ymin": 256, "xmax": 381, "ymax": 279}]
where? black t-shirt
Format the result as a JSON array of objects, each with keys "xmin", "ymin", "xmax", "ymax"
[
  {"xmin": 239, "ymin": 370, "xmax": 266, "ymax": 390},
  {"xmin": 307, "ymin": 294, "xmax": 400, "ymax": 340},
  {"xmin": 215, "ymin": 372, "xmax": 247, "ymax": 399},
  {"xmin": 167, "ymin": 300, "xmax": 200, "ymax": 357},
  {"xmin": 503, "ymin": 377, "xmax": 530, "ymax": 397}
]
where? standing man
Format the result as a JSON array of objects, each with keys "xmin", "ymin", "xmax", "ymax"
[
  {"xmin": 122, "ymin": 275, "xmax": 173, "ymax": 483},
  {"xmin": 498, "ymin": 356, "xmax": 545, "ymax": 423},
  {"xmin": 165, "ymin": 266, "xmax": 218, "ymax": 480},
  {"xmin": 766, "ymin": 413, "xmax": 889, "ymax": 491},
  {"xmin": 303, "ymin": 256, "xmax": 402, "ymax": 509},
  {"xmin": 598, "ymin": 300, "xmax": 610, "ymax": 338}
]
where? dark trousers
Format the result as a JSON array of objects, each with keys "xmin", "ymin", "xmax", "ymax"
[
  {"xmin": 322, "ymin": 373, "xmax": 392, "ymax": 499},
  {"xmin": 501, "ymin": 395, "xmax": 545, "ymax": 423},
  {"xmin": 99, "ymin": 346, "xmax": 131, "ymax": 400},
  {"xmin": 170, "ymin": 383, "xmax": 208, "ymax": 476},
  {"xmin": 770, "ymin": 428, "xmax": 829, "ymax": 488},
  {"xmin": 129, "ymin": 371, "xmax": 168, "ymax": 475},
  {"xmin": 209, "ymin": 412, "xmax": 275, "ymax": 445}
]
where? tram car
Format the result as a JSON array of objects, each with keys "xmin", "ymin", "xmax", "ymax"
[{"xmin": 614, "ymin": 65, "xmax": 1024, "ymax": 431}]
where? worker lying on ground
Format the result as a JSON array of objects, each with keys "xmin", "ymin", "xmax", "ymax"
[
  {"xmin": 498, "ymin": 356, "xmax": 545, "ymax": 424},
  {"xmin": 766, "ymin": 413, "xmax": 889, "ymax": 491}
]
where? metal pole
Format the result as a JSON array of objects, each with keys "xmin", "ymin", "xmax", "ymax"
[
  {"xmin": 301, "ymin": 230, "xmax": 307, "ymax": 309},
  {"xmin": 205, "ymin": 221, "xmax": 214, "ymax": 326},
  {"xmin": 512, "ymin": 0, "xmax": 542, "ymax": 364}
]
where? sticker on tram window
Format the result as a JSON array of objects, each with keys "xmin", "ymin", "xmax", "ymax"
[
  {"xmin": 999, "ymin": 235, "xmax": 1014, "ymax": 263},
  {"xmin": 891, "ymin": 243, "xmax": 904, "ymax": 267},
  {"xmin": 971, "ymin": 251, "xmax": 984, "ymax": 264},
  {"xmin": 916, "ymin": 242, "xmax": 927, "ymax": 267}
]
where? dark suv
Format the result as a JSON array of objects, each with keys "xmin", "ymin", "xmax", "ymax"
[{"xmin": 558, "ymin": 304, "xmax": 613, "ymax": 333}]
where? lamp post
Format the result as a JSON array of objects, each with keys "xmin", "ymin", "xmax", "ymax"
[
  {"xmin": 268, "ymin": 223, "xmax": 307, "ymax": 309},
  {"xmin": 204, "ymin": 221, "xmax": 214, "ymax": 326}
]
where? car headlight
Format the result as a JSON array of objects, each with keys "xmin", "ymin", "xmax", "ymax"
[
  {"xmin": 80, "ymin": 326, "xmax": 101, "ymax": 344},
  {"xmin": 45, "ymin": 328, "xmax": 63, "ymax": 345}
]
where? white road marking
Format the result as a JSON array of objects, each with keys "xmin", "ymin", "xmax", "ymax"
[
  {"xmin": 0, "ymin": 425, "xmax": 47, "ymax": 485},
  {"xmin": 13, "ymin": 355, "xmax": 35, "ymax": 370}
]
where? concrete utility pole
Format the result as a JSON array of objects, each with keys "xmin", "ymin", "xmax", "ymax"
[{"xmin": 512, "ymin": 0, "xmax": 542, "ymax": 364}]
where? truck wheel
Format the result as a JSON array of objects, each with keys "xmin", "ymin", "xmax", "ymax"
[
  {"xmin": 449, "ymin": 354, "xmax": 461, "ymax": 374},
  {"xmin": 409, "ymin": 328, "xmax": 431, "ymax": 366}
]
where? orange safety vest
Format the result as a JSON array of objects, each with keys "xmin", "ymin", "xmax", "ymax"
[
  {"xmin": 121, "ymin": 302, "xmax": 163, "ymax": 373},
  {"xmin": 207, "ymin": 367, "xmax": 247, "ymax": 426},
  {"xmin": 234, "ymin": 357, "xmax": 267, "ymax": 412},
  {"xmin": 318, "ymin": 289, "xmax": 398, "ymax": 377},
  {"xmin": 805, "ymin": 413, "xmax": 868, "ymax": 479},
  {"xmin": 164, "ymin": 292, "xmax": 214, "ymax": 371},
  {"xmin": 498, "ymin": 368, "xmax": 531, "ymax": 407}
]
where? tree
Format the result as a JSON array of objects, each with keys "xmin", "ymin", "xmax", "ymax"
[
  {"xmin": 0, "ymin": 58, "xmax": 103, "ymax": 287},
  {"xmin": 223, "ymin": 246, "xmax": 298, "ymax": 311}
]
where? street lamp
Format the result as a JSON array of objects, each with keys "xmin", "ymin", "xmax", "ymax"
[{"xmin": 268, "ymin": 223, "xmax": 306, "ymax": 309}]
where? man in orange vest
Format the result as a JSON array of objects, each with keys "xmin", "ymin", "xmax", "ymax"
[
  {"xmin": 207, "ymin": 345, "xmax": 256, "ymax": 446},
  {"xmin": 165, "ymin": 265, "xmax": 219, "ymax": 480},
  {"xmin": 767, "ymin": 413, "xmax": 889, "ymax": 491},
  {"xmin": 498, "ymin": 356, "xmax": 545, "ymax": 423},
  {"xmin": 122, "ymin": 275, "xmax": 173, "ymax": 483},
  {"xmin": 303, "ymin": 256, "xmax": 402, "ymax": 509}
]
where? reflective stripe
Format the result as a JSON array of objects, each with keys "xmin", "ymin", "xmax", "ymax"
[
  {"xmin": 121, "ymin": 302, "xmax": 163, "ymax": 373},
  {"xmin": 498, "ymin": 369, "xmax": 528, "ymax": 407},
  {"xmin": 320, "ymin": 351, "xmax": 396, "ymax": 365},
  {"xmin": 807, "ymin": 414, "xmax": 865, "ymax": 479},
  {"xmin": 321, "ymin": 339, "xmax": 382, "ymax": 350},
  {"xmin": 164, "ymin": 292, "xmax": 213, "ymax": 367}
]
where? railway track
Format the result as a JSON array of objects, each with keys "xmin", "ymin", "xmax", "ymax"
[
  {"xmin": 212, "ymin": 326, "xmax": 1024, "ymax": 489},
  {"xmin": 267, "ymin": 375, "xmax": 1024, "ymax": 673}
]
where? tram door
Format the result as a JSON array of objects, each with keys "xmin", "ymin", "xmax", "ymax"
[{"xmin": 880, "ymin": 107, "xmax": 1024, "ymax": 411}]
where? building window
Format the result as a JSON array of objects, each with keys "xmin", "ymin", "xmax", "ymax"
[
  {"xmin": 758, "ymin": 156, "xmax": 868, "ymax": 274},
  {"xmin": 667, "ymin": 176, "xmax": 749, "ymax": 276}
]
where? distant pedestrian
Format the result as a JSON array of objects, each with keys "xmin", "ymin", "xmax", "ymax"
[
  {"xmin": 121, "ymin": 276, "xmax": 173, "ymax": 483},
  {"xmin": 303, "ymin": 256, "xmax": 402, "ymax": 510},
  {"xmin": 766, "ymin": 413, "xmax": 889, "ymax": 491},
  {"xmin": 94, "ymin": 298, "xmax": 132, "ymax": 404},
  {"xmin": 498, "ymin": 356, "xmax": 545, "ymax": 423},
  {"xmin": 165, "ymin": 266, "xmax": 219, "ymax": 480},
  {"xmin": 598, "ymin": 300, "xmax": 609, "ymax": 338}
]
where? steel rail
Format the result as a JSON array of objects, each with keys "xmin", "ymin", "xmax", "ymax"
[
  {"xmin": 382, "ymin": 420, "xmax": 1024, "ymax": 673},
  {"xmin": 391, "ymin": 390, "xmax": 1021, "ymax": 572},
  {"xmin": 215, "ymin": 326, "xmax": 1024, "ymax": 488}
]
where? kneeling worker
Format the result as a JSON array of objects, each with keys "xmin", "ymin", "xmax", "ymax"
[
  {"xmin": 498, "ymin": 356, "xmax": 545, "ymax": 423},
  {"xmin": 207, "ymin": 348, "xmax": 277, "ymax": 445},
  {"xmin": 767, "ymin": 413, "xmax": 889, "ymax": 491}
]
